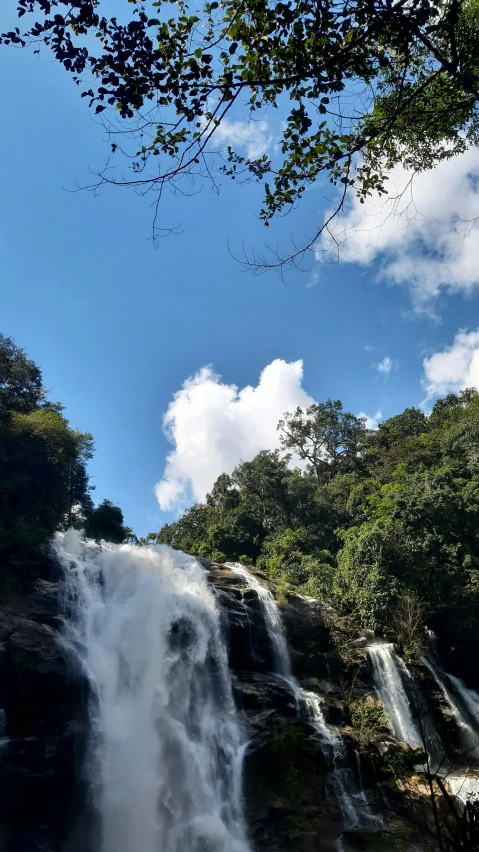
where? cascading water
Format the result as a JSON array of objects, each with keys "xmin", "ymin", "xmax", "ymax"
[
  {"xmin": 56, "ymin": 530, "xmax": 250, "ymax": 852},
  {"xmin": 226, "ymin": 563, "xmax": 379, "ymax": 831},
  {"xmin": 368, "ymin": 644, "xmax": 422, "ymax": 747},
  {"xmin": 369, "ymin": 644, "xmax": 479, "ymax": 803},
  {"xmin": 422, "ymin": 655, "xmax": 479, "ymax": 761},
  {"xmin": 226, "ymin": 564, "xmax": 292, "ymax": 679}
]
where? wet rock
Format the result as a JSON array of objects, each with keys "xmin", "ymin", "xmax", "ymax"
[
  {"xmin": 6, "ymin": 616, "xmax": 74, "ymax": 736},
  {"xmin": 208, "ymin": 566, "xmax": 276, "ymax": 672},
  {"xmin": 0, "ymin": 574, "xmax": 85, "ymax": 852},
  {"xmin": 233, "ymin": 670, "xmax": 297, "ymax": 717},
  {"xmin": 280, "ymin": 595, "xmax": 335, "ymax": 680}
]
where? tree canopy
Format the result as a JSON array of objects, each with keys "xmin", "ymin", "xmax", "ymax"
[
  {"xmin": 278, "ymin": 401, "xmax": 367, "ymax": 481},
  {"xmin": 3, "ymin": 0, "xmax": 479, "ymax": 268},
  {"xmin": 146, "ymin": 388, "xmax": 479, "ymax": 687},
  {"xmin": 0, "ymin": 333, "xmax": 132, "ymax": 583}
]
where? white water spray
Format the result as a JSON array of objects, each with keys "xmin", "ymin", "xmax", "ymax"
[
  {"xmin": 368, "ymin": 644, "xmax": 422, "ymax": 747},
  {"xmin": 447, "ymin": 772, "xmax": 479, "ymax": 804},
  {"xmin": 56, "ymin": 531, "xmax": 250, "ymax": 852},
  {"xmin": 227, "ymin": 563, "xmax": 378, "ymax": 830}
]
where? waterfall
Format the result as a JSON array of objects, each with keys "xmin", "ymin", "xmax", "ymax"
[
  {"xmin": 368, "ymin": 644, "xmax": 422, "ymax": 747},
  {"xmin": 422, "ymin": 655, "xmax": 479, "ymax": 761},
  {"xmin": 55, "ymin": 531, "xmax": 250, "ymax": 852},
  {"xmin": 226, "ymin": 564, "xmax": 292, "ymax": 679},
  {"xmin": 226, "ymin": 563, "xmax": 378, "ymax": 830}
]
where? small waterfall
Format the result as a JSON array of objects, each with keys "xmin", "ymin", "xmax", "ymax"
[
  {"xmin": 227, "ymin": 563, "xmax": 378, "ymax": 829},
  {"xmin": 56, "ymin": 531, "xmax": 250, "ymax": 852},
  {"xmin": 226, "ymin": 563, "xmax": 292, "ymax": 678},
  {"xmin": 368, "ymin": 644, "xmax": 423, "ymax": 747},
  {"xmin": 423, "ymin": 655, "xmax": 479, "ymax": 761}
]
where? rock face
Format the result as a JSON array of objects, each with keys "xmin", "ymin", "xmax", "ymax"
[
  {"xmin": 205, "ymin": 566, "xmax": 369, "ymax": 851},
  {"xmin": 0, "ymin": 575, "xmax": 87, "ymax": 852},
  {"xmin": 0, "ymin": 555, "xmax": 456, "ymax": 852}
]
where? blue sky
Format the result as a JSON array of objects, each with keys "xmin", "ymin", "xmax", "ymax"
[{"xmin": 1, "ymin": 23, "xmax": 479, "ymax": 536}]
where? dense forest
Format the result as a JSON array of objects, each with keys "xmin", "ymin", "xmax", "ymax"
[
  {"xmin": 146, "ymin": 392, "xmax": 479, "ymax": 684},
  {"xmin": 0, "ymin": 332, "xmax": 131, "ymax": 587}
]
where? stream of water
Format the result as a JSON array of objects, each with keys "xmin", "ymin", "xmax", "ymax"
[
  {"xmin": 52, "ymin": 535, "xmax": 479, "ymax": 849},
  {"xmin": 55, "ymin": 531, "xmax": 250, "ymax": 852},
  {"xmin": 368, "ymin": 643, "xmax": 423, "ymax": 747},
  {"xmin": 227, "ymin": 563, "xmax": 379, "ymax": 831},
  {"xmin": 423, "ymin": 654, "xmax": 479, "ymax": 762}
]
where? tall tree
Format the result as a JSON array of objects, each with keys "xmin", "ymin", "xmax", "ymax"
[
  {"xmin": 66, "ymin": 432, "xmax": 95, "ymax": 527},
  {"xmin": 0, "ymin": 333, "xmax": 44, "ymax": 414},
  {"xmin": 278, "ymin": 401, "xmax": 367, "ymax": 483},
  {"xmin": 84, "ymin": 498, "xmax": 128, "ymax": 544},
  {"xmin": 3, "ymin": 0, "xmax": 479, "ymax": 269},
  {"xmin": 0, "ymin": 407, "xmax": 87, "ymax": 572},
  {"xmin": 0, "ymin": 333, "xmax": 132, "ymax": 578}
]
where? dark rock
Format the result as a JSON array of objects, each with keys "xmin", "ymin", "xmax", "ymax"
[
  {"xmin": 233, "ymin": 670, "xmax": 297, "ymax": 717},
  {"xmin": 211, "ymin": 569, "xmax": 277, "ymax": 672},
  {"xmin": 0, "ymin": 575, "xmax": 86, "ymax": 852},
  {"xmin": 281, "ymin": 595, "xmax": 335, "ymax": 680},
  {"xmin": 6, "ymin": 616, "xmax": 74, "ymax": 736},
  {"xmin": 0, "ymin": 555, "xmax": 439, "ymax": 852}
]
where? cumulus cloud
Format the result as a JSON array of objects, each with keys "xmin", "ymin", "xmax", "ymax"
[
  {"xmin": 422, "ymin": 328, "xmax": 479, "ymax": 398},
  {"xmin": 155, "ymin": 359, "xmax": 314, "ymax": 511},
  {"xmin": 212, "ymin": 117, "xmax": 272, "ymax": 159},
  {"xmin": 317, "ymin": 149, "xmax": 479, "ymax": 315},
  {"xmin": 358, "ymin": 409, "xmax": 383, "ymax": 430},
  {"xmin": 374, "ymin": 355, "xmax": 396, "ymax": 378}
]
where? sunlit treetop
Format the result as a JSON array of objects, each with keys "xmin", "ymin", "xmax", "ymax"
[{"xmin": 3, "ymin": 0, "xmax": 479, "ymax": 269}]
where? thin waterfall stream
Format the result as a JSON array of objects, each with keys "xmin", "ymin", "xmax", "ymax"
[
  {"xmin": 422, "ymin": 654, "xmax": 479, "ymax": 798},
  {"xmin": 369, "ymin": 641, "xmax": 479, "ymax": 804},
  {"xmin": 422, "ymin": 655, "xmax": 479, "ymax": 759},
  {"xmin": 368, "ymin": 643, "xmax": 423, "ymax": 748},
  {"xmin": 227, "ymin": 563, "xmax": 379, "ymax": 831},
  {"xmin": 55, "ymin": 531, "xmax": 250, "ymax": 852}
]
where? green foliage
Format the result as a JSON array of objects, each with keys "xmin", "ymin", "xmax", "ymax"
[
  {"xmin": 275, "ymin": 584, "xmax": 289, "ymax": 607},
  {"xmin": 0, "ymin": 333, "xmax": 133, "ymax": 578},
  {"xmin": 5, "ymin": 0, "xmax": 479, "ymax": 266},
  {"xmin": 147, "ymin": 389, "xmax": 479, "ymax": 683},
  {"xmin": 351, "ymin": 696, "xmax": 389, "ymax": 745},
  {"xmin": 278, "ymin": 401, "xmax": 368, "ymax": 483},
  {"xmin": 0, "ymin": 333, "xmax": 44, "ymax": 414},
  {"xmin": 84, "ymin": 499, "xmax": 128, "ymax": 544},
  {"xmin": 383, "ymin": 747, "xmax": 426, "ymax": 779},
  {"xmin": 258, "ymin": 527, "xmax": 336, "ymax": 602},
  {"xmin": 0, "ymin": 406, "xmax": 81, "ymax": 570}
]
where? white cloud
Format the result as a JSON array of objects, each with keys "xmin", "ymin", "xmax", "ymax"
[
  {"xmin": 317, "ymin": 149, "xmax": 479, "ymax": 315},
  {"xmin": 358, "ymin": 409, "xmax": 383, "ymax": 430},
  {"xmin": 374, "ymin": 355, "xmax": 397, "ymax": 378},
  {"xmin": 422, "ymin": 328, "xmax": 479, "ymax": 398},
  {"xmin": 155, "ymin": 359, "xmax": 314, "ymax": 511},
  {"xmin": 213, "ymin": 117, "xmax": 272, "ymax": 159}
]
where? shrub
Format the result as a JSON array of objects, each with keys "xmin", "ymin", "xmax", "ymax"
[{"xmin": 351, "ymin": 696, "xmax": 389, "ymax": 745}]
